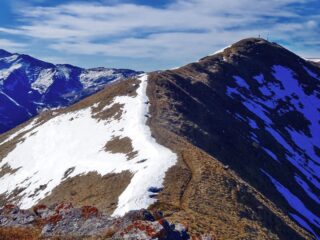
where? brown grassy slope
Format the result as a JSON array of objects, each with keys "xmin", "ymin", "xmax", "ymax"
[
  {"xmin": 0, "ymin": 227, "xmax": 40, "ymax": 240},
  {"xmin": 38, "ymin": 171, "xmax": 132, "ymax": 215}
]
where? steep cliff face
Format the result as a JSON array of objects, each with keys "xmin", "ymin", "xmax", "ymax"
[{"xmin": 0, "ymin": 38, "xmax": 319, "ymax": 239}]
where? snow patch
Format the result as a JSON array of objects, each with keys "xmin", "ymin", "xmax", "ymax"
[
  {"xmin": 262, "ymin": 147, "xmax": 280, "ymax": 163},
  {"xmin": 170, "ymin": 66, "xmax": 180, "ymax": 70},
  {"xmin": 56, "ymin": 65, "xmax": 71, "ymax": 79},
  {"xmin": 291, "ymin": 213, "xmax": 319, "ymax": 239},
  {"xmin": 303, "ymin": 66, "xmax": 320, "ymax": 81},
  {"xmin": 233, "ymin": 76, "xmax": 250, "ymax": 90},
  {"xmin": 262, "ymin": 169, "xmax": 320, "ymax": 231},
  {"xmin": 295, "ymin": 175, "xmax": 320, "ymax": 205},
  {"xmin": 0, "ymin": 64, "xmax": 22, "ymax": 81},
  {"xmin": 272, "ymin": 66, "xmax": 320, "ymax": 164},
  {"xmin": 253, "ymin": 74, "xmax": 264, "ymax": 84},
  {"xmin": 80, "ymin": 69, "xmax": 117, "ymax": 88},
  {"xmin": 0, "ymin": 119, "xmax": 38, "ymax": 146},
  {"xmin": 1, "ymin": 54, "xmax": 19, "ymax": 64},
  {"xmin": 31, "ymin": 69, "xmax": 55, "ymax": 94},
  {"xmin": 247, "ymin": 117, "xmax": 258, "ymax": 129},
  {"xmin": 308, "ymin": 59, "xmax": 320, "ymax": 63},
  {"xmin": 227, "ymin": 67, "xmax": 320, "ymax": 191},
  {"xmin": 209, "ymin": 45, "xmax": 231, "ymax": 56},
  {"xmin": 0, "ymin": 91, "xmax": 31, "ymax": 117}
]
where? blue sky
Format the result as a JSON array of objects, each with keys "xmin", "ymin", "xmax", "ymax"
[{"xmin": 0, "ymin": 0, "xmax": 319, "ymax": 71}]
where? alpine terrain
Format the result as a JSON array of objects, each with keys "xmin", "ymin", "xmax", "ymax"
[
  {"xmin": 0, "ymin": 49, "xmax": 140, "ymax": 134},
  {"xmin": 1, "ymin": 38, "xmax": 320, "ymax": 239}
]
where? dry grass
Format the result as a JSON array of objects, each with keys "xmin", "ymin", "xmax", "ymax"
[
  {"xmin": 39, "ymin": 171, "xmax": 132, "ymax": 215},
  {"xmin": 0, "ymin": 227, "xmax": 41, "ymax": 240},
  {"xmin": 104, "ymin": 136, "xmax": 137, "ymax": 160}
]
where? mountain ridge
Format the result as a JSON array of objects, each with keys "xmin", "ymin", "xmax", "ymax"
[
  {"xmin": 0, "ymin": 38, "xmax": 319, "ymax": 239},
  {"xmin": 0, "ymin": 49, "xmax": 141, "ymax": 133},
  {"xmin": 147, "ymin": 37, "xmax": 320, "ymax": 238}
]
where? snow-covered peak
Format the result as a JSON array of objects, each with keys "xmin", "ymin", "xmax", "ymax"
[{"xmin": 0, "ymin": 49, "xmax": 141, "ymax": 134}]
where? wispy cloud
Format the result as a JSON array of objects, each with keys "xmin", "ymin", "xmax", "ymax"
[
  {"xmin": 0, "ymin": 0, "xmax": 319, "ymax": 70},
  {"xmin": 0, "ymin": 38, "xmax": 26, "ymax": 52}
]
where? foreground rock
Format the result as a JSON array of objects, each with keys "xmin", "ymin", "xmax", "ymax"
[{"xmin": 0, "ymin": 203, "xmax": 212, "ymax": 239}]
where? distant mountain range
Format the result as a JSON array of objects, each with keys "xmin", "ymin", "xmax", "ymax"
[
  {"xmin": 0, "ymin": 38, "xmax": 320, "ymax": 239},
  {"xmin": 0, "ymin": 49, "xmax": 141, "ymax": 133}
]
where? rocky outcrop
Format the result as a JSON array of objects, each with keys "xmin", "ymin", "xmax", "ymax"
[{"xmin": 0, "ymin": 203, "xmax": 203, "ymax": 239}]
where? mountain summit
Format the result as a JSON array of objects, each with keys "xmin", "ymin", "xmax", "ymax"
[
  {"xmin": 0, "ymin": 50, "xmax": 141, "ymax": 133},
  {"xmin": 0, "ymin": 38, "xmax": 320, "ymax": 239}
]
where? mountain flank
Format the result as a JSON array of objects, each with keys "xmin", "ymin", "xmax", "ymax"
[
  {"xmin": 0, "ymin": 38, "xmax": 320, "ymax": 239},
  {"xmin": 146, "ymin": 38, "xmax": 320, "ymax": 239}
]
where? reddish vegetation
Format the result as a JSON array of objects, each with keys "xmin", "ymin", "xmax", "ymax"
[
  {"xmin": 47, "ymin": 214, "xmax": 63, "ymax": 224},
  {"xmin": 121, "ymin": 220, "xmax": 163, "ymax": 238},
  {"xmin": 2, "ymin": 204, "xmax": 16, "ymax": 214},
  {"xmin": 158, "ymin": 218, "xmax": 166, "ymax": 225},
  {"xmin": 3, "ymin": 204, "xmax": 15, "ymax": 209},
  {"xmin": 54, "ymin": 202, "xmax": 73, "ymax": 214},
  {"xmin": 81, "ymin": 205, "xmax": 99, "ymax": 218}
]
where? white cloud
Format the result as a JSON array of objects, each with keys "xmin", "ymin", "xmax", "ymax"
[
  {"xmin": 306, "ymin": 20, "xmax": 317, "ymax": 29},
  {"xmin": 0, "ymin": 38, "xmax": 26, "ymax": 52},
  {"xmin": 0, "ymin": 0, "xmax": 319, "ymax": 70},
  {"xmin": 8, "ymin": 0, "xmax": 306, "ymax": 40}
]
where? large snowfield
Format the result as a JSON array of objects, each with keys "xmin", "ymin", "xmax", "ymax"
[{"xmin": 0, "ymin": 74, "xmax": 177, "ymax": 216}]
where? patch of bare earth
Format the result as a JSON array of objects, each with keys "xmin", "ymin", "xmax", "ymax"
[
  {"xmin": 39, "ymin": 171, "xmax": 132, "ymax": 215},
  {"xmin": 0, "ymin": 164, "xmax": 24, "ymax": 206},
  {"xmin": 105, "ymin": 136, "xmax": 137, "ymax": 160}
]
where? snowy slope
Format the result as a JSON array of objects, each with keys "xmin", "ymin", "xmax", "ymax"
[
  {"xmin": 0, "ymin": 74, "xmax": 177, "ymax": 216},
  {"xmin": 227, "ymin": 65, "xmax": 320, "ymax": 238},
  {"xmin": 0, "ymin": 50, "xmax": 140, "ymax": 134}
]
